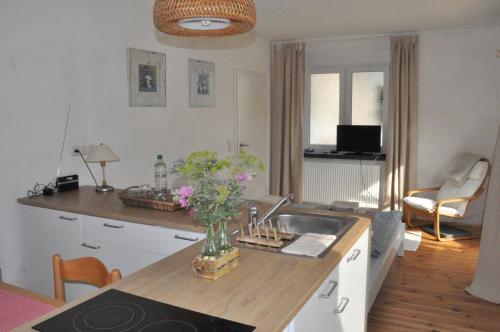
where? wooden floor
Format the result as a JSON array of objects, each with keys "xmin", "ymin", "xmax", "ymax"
[{"xmin": 368, "ymin": 237, "xmax": 500, "ymax": 332}]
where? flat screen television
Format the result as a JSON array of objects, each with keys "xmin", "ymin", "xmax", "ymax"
[{"xmin": 337, "ymin": 125, "xmax": 381, "ymax": 153}]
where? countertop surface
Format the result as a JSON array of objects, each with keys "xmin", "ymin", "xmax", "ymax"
[
  {"xmin": 17, "ymin": 186, "xmax": 210, "ymax": 233},
  {"xmin": 16, "ymin": 186, "xmax": 371, "ymax": 332}
]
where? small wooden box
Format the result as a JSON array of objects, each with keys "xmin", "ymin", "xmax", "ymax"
[{"xmin": 192, "ymin": 248, "xmax": 240, "ymax": 280}]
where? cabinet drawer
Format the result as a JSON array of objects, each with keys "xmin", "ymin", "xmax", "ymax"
[
  {"xmin": 82, "ymin": 215, "xmax": 158, "ymax": 253},
  {"xmin": 81, "ymin": 240, "xmax": 165, "ymax": 277},
  {"xmin": 157, "ymin": 227, "xmax": 205, "ymax": 256}
]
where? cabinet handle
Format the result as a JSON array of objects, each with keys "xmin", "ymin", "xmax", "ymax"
[
  {"xmin": 82, "ymin": 243, "xmax": 101, "ymax": 250},
  {"xmin": 59, "ymin": 216, "xmax": 78, "ymax": 221},
  {"xmin": 174, "ymin": 234, "xmax": 199, "ymax": 242},
  {"xmin": 334, "ymin": 297, "xmax": 350, "ymax": 313},
  {"xmin": 103, "ymin": 223, "xmax": 124, "ymax": 229},
  {"xmin": 347, "ymin": 249, "xmax": 361, "ymax": 263},
  {"xmin": 318, "ymin": 280, "xmax": 338, "ymax": 298}
]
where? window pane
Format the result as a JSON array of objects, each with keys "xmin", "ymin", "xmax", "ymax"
[
  {"xmin": 310, "ymin": 73, "xmax": 340, "ymax": 145},
  {"xmin": 352, "ymin": 72, "xmax": 384, "ymax": 126}
]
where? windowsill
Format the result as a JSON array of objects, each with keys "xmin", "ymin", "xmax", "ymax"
[{"xmin": 304, "ymin": 151, "xmax": 386, "ymax": 161}]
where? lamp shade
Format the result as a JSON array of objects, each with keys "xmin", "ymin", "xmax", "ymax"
[
  {"xmin": 153, "ymin": 0, "xmax": 256, "ymax": 37},
  {"xmin": 87, "ymin": 143, "xmax": 120, "ymax": 163}
]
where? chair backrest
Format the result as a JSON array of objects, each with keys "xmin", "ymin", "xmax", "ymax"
[
  {"xmin": 52, "ymin": 254, "xmax": 121, "ymax": 302},
  {"xmin": 437, "ymin": 160, "xmax": 489, "ymax": 216}
]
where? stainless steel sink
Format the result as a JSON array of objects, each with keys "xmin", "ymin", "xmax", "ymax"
[
  {"xmin": 236, "ymin": 212, "xmax": 358, "ymax": 258},
  {"xmin": 270, "ymin": 213, "xmax": 357, "ymax": 237}
]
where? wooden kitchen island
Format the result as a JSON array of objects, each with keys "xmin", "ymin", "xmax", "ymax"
[{"xmin": 16, "ymin": 186, "xmax": 371, "ymax": 332}]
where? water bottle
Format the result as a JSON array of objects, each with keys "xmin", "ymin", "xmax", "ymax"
[{"xmin": 154, "ymin": 155, "xmax": 168, "ymax": 199}]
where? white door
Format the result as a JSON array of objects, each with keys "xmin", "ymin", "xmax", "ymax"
[{"xmin": 235, "ymin": 70, "xmax": 269, "ymax": 198}]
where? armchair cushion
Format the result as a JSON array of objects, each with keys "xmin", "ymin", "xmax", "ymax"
[
  {"xmin": 403, "ymin": 196, "xmax": 462, "ymax": 217},
  {"xmin": 437, "ymin": 161, "xmax": 488, "ymax": 216},
  {"xmin": 449, "ymin": 153, "xmax": 483, "ymax": 185}
]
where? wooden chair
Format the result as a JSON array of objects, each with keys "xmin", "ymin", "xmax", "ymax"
[
  {"xmin": 52, "ymin": 254, "xmax": 121, "ymax": 302},
  {"xmin": 403, "ymin": 158, "xmax": 490, "ymax": 241}
]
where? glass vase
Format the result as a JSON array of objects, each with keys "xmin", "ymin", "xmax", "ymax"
[
  {"xmin": 202, "ymin": 223, "xmax": 219, "ymax": 259},
  {"xmin": 218, "ymin": 218, "xmax": 232, "ymax": 255}
]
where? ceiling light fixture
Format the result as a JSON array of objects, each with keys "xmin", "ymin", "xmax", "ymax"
[{"xmin": 153, "ymin": 0, "xmax": 256, "ymax": 37}]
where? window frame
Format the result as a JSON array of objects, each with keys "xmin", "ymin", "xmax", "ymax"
[{"xmin": 303, "ymin": 64, "xmax": 389, "ymax": 153}]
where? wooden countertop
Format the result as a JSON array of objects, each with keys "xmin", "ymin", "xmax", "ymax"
[
  {"xmin": 16, "ymin": 218, "xmax": 370, "ymax": 331},
  {"xmin": 16, "ymin": 186, "xmax": 371, "ymax": 331},
  {"xmin": 17, "ymin": 186, "xmax": 210, "ymax": 233}
]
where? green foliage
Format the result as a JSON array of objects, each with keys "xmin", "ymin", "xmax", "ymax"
[{"xmin": 172, "ymin": 150, "xmax": 264, "ymax": 226}]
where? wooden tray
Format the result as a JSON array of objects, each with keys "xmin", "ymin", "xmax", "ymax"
[{"xmin": 118, "ymin": 186, "xmax": 181, "ymax": 212}]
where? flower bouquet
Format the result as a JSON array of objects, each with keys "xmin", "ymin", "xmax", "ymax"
[{"xmin": 172, "ymin": 150, "xmax": 264, "ymax": 260}]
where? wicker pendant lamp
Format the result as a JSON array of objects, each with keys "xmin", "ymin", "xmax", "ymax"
[{"xmin": 153, "ymin": 0, "xmax": 256, "ymax": 37}]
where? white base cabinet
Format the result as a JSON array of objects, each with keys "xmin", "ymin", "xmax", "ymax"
[
  {"xmin": 288, "ymin": 227, "xmax": 370, "ymax": 332},
  {"xmin": 11, "ymin": 205, "xmax": 204, "ymax": 302},
  {"xmin": 17, "ymin": 206, "xmax": 83, "ymax": 300}
]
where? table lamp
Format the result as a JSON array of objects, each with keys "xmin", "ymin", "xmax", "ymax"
[{"xmin": 86, "ymin": 143, "xmax": 120, "ymax": 192}]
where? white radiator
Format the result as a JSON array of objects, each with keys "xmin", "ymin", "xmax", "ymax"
[{"xmin": 304, "ymin": 159, "xmax": 382, "ymax": 208}]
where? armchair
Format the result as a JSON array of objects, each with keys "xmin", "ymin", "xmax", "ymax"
[{"xmin": 403, "ymin": 159, "xmax": 489, "ymax": 241}]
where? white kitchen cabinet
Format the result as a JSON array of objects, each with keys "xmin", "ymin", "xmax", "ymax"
[
  {"xmin": 157, "ymin": 226, "xmax": 205, "ymax": 256},
  {"xmin": 15, "ymin": 205, "xmax": 205, "ymax": 302},
  {"xmin": 17, "ymin": 206, "xmax": 83, "ymax": 300},
  {"xmin": 291, "ymin": 227, "xmax": 370, "ymax": 332}
]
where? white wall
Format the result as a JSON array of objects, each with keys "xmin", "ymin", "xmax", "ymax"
[
  {"xmin": 417, "ymin": 27, "xmax": 500, "ymax": 223},
  {"xmin": 305, "ymin": 36, "xmax": 390, "ymax": 68},
  {"xmin": 0, "ymin": 0, "xmax": 270, "ymax": 277}
]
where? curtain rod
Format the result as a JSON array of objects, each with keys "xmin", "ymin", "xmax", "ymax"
[{"xmin": 272, "ymin": 31, "xmax": 417, "ymax": 45}]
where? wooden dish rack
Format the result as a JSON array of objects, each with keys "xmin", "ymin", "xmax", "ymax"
[{"xmin": 236, "ymin": 219, "xmax": 294, "ymax": 249}]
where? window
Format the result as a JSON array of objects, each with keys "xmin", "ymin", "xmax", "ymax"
[
  {"xmin": 304, "ymin": 66, "xmax": 388, "ymax": 151},
  {"xmin": 310, "ymin": 73, "xmax": 340, "ymax": 145}
]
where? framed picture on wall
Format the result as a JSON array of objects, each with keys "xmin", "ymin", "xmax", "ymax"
[
  {"xmin": 128, "ymin": 48, "xmax": 166, "ymax": 107},
  {"xmin": 189, "ymin": 59, "xmax": 215, "ymax": 108}
]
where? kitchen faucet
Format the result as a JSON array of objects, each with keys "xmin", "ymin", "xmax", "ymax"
[{"xmin": 253, "ymin": 193, "xmax": 294, "ymax": 227}]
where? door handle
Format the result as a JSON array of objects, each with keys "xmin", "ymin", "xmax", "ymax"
[
  {"xmin": 347, "ymin": 249, "xmax": 361, "ymax": 263},
  {"xmin": 174, "ymin": 234, "xmax": 199, "ymax": 242},
  {"xmin": 59, "ymin": 216, "xmax": 78, "ymax": 221},
  {"xmin": 318, "ymin": 280, "xmax": 338, "ymax": 298},
  {"xmin": 82, "ymin": 243, "xmax": 101, "ymax": 250},
  {"xmin": 239, "ymin": 143, "xmax": 250, "ymax": 147},
  {"xmin": 334, "ymin": 297, "xmax": 350, "ymax": 313},
  {"xmin": 103, "ymin": 223, "xmax": 124, "ymax": 229}
]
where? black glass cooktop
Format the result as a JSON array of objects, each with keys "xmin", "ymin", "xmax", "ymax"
[{"xmin": 33, "ymin": 289, "xmax": 255, "ymax": 332}]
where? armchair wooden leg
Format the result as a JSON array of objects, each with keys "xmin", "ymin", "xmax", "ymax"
[
  {"xmin": 433, "ymin": 213, "xmax": 442, "ymax": 241},
  {"xmin": 403, "ymin": 203, "xmax": 415, "ymax": 228}
]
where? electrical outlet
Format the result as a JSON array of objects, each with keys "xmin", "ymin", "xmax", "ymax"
[{"xmin": 72, "ymin": 144, "xmax": 96, "ymax": 157}]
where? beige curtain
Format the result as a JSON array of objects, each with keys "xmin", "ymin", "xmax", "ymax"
[
  {"xmin": 270, "ymin": 43, "xmax": 305, "ymax": 203},
  {"xmin": 384, "ymin": 35, "xmax": 419, "ymax": 210},
  {"xmin": 466, "ymin": 125, "xmax": 500, "ymax": 303}
]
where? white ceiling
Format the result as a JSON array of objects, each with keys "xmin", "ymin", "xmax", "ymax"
[{"xmin": 252, "ymin": 0, "xmax": 500, "ymax": 41}]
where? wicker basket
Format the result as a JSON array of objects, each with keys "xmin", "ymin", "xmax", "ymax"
[{"xmin": 118, "ymin": 186, "xmax": 181, "ymax": 212}]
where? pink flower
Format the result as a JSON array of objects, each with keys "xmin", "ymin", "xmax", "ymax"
[
  {"xmin": 179, "ymin": 186, "xmax": 193, "ymax": 198},
  {"xmin": 242, "ymin": 186, "xmax": 248, "ymax": 192},
  {"xmin": 236, "ymin": 174, "xmax": 246, "ymax": 182},
  {"xmin": 179, "ymin": 197, "xmax": 189, "ymax": 208},
  {"xmin": 245, "ymin": 173, "xmax": 253, "ymax": 182}
]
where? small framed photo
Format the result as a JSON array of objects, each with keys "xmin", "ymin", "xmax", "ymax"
[
  {"xmin": 189, "ymin": 59, "xmax": 215, "ymax": 108},
  {"xmin": 128, "ymin": 48, "xmax": 166, "ymax": 107}
]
